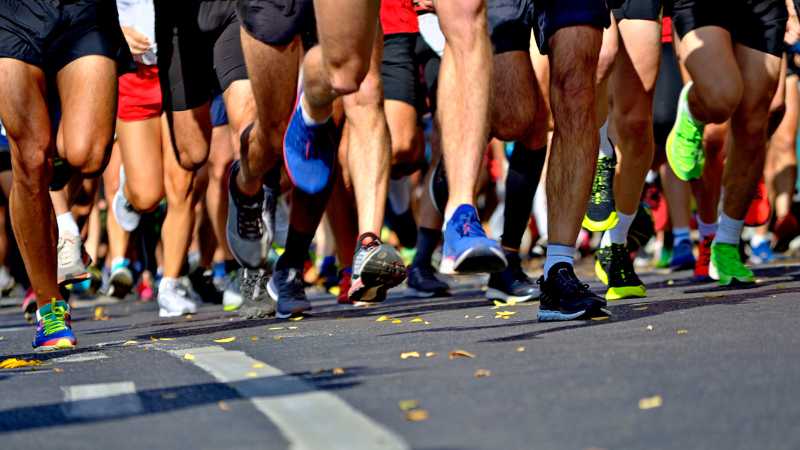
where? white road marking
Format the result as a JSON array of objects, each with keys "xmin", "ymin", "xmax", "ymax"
[
  {"xmin": 0, "ymin": 326, "xmax": 30, "ymax": 333},
  {"xmin": 61, "ymin": 381, "xmax": 142, "ymax": 419},
  {"xmin": 50, "ymin": 352, "xmax": 109, "ymax": 363},
  {"xmin": 167, "ymin": 346, "xmax": 409, "ymax": 450}
]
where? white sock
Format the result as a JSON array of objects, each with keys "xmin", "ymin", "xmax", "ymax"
[
  {"xmin": 599, "ymin": 120, "xmax": 614, "ymax": 158},
  {"xmin": 56, "ymin": 212, "xmax": 80, "ymax": 237},
  {"xmin": 601, "ymin": 211, "xmax": 635, "ymax": 247},
  {"xmin": 682, "ymin": 82, "xmax": 704, "ymax": 126},
  {"xmin": 159, "ymin": 277, "xmax": 177, "ymax": 291},
  {"xmin": 673, "ymin": 227, "xmax": 691, "ymax": 247},
  {"xmin": 751, "ymin": 232, "xmax": 769, "ymax": 247},
  {"xmin": 544, "ymin": 244, "xmax": 574, "ymax": 279},
  {"xmin": 300, "ymin": 94, "xmax": 330, "ymax": 126},
  {"xmin": 697, "ymin": 217, "xmax": 718, "ymax": 239},
  {"xmin": 714, "ymin": 212, "xmax": 744, "ymax": 245}
]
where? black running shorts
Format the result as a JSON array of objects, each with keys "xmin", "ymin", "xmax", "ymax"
[
  {"xmin": 382, "ymin": 33, "xmax": 426, "ymax": 114},
  {"xmin": 0, "ymin": 0, "xmax": 128, "ymax": 75},
  {"xmin": 612, "ymin": 0, "xmax": 672, "ymax": 21},
  {"xmin": 238, "ymin": 0, "xmax": 316, "ymax": 47},
  {"xmin": 671, "ymin": 0, "xmax": 787, "ymax": 57},
  {"xmin": 155, "ymin": 0, "xmax": 248, "ymax": 111},
  {"xmin": 488, "ymin": 0, "xmax": 612, "ymax": 55}
]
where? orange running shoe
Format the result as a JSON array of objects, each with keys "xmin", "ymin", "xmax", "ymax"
[
  {"xmin": 744, "ymin": 179, "xmax": 771, "ymax": 227},
  {"xmin": 694, "ymin": 234, "xmax": 714, "ymax": 281}
]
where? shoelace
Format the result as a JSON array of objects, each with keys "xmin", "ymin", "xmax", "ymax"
[
  {"xmin": 41, "ymin": 301, "xmax": 68, "ymax": 335},
  {"xmin": 551, "ymin": 268, "xmax": 592, "ymax": 298},
  {"xmin": 237, "ymin": 199, "xmax": 264, "ymax": 240},
  {"xmin": 454, "ymin": 211, "xmax": 488, "ymax": 238},
  {"xmin": 591, "ymin": 158, "xmax": 613, "ymax": 205},
  {"xmin": 57, "ymin": 236, "xmax": 79, "ymax": 268},
  {"xmin": 608, "ymin": 244, "xmax": 635, "ymax": 282},
  {"xmin": 281, "ymin": 269, "xmax": 306, "ymax": 299}
]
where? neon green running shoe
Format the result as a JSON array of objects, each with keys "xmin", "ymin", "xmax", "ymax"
[
  {"xmin": 582, "ymin": 154, "xmax": 619, "ymax": 232},
  {"xmin": 595, "ymin": 243, "xmax": 646, "ymax": 301},
  {"xmin": 666, "ymin": 82, "xmax": 705, "ymax": 181},
  {"xmin": 709, "ymin": 242, "xmax": 754, "ymax": 286}
]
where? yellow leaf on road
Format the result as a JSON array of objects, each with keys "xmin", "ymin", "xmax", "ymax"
[
  {"xmin": 213, "ymin": 337, "xmax": 236, "ymax": 343},
  {"xmin": 405, "ymin": 409, "xmax": 429, "ymax": 422},
  {"xmin": 246, "ymin": 371, "xmax": 258, "ymax": 378},
  {"xmin": 410, "ymin": 318, "xmax": 424, "ymax": 323},
  {"xmin": 677, "ymin": 329, "xmax": 688, "ymax": 335},
  {"xmin": 391, "ymin": 319, "xmax": 403, "ymax": 324},
  {"xmin": 268, "ymin": 327, "xmax": 284, "ymax": 331},
  {"xmin": 425, "ymin": 352, "xmax": 437, "ymax": 358},
  {"xmin": 52, "ymin": 367, "xmax": 64, "ymax": 373},
  {"xmin": 591, "ymin": 316, "xmax": 609, "ymax": 321},
  {"xmin": 123, "ymin": 340, "xmax": 138, "ymax": 346},
  {"xmin": 401, "ymin": 351, "xmax": 420, "ymax": 359},
  {"xmin": 218, "ymin": 401, "xmax": 230, "ymax": 411},
  {"xmin": 516, "ymin": 346, "xmax": 526, "ymax": 352},
  {"xmin": 252, "ymin": 362, "xmax": 266, "ymax": 369},
  {"xmin": 646, "ymin": 325, "xmax": 654, "ymax": 331},
  {"xmin": 332, "ymin": 367, "xmax": 345, "ymax": 375},
  {"xmin": 289, "ymin": 316, "xmax": 304, "ymax": 321},
  {"xmin": 183, "ymin": 353, "xmax": 195, "ymax": 361},
  {"xmin": 398, "ymin": 400, "xmax": 419, "ymax": 411},
  {"xmin": 376, "ymin": 315, "xmax": 392, "ymax": 322},
  {"xmin": 474, "ymin": 369, "xmax": 492, "ymax": 378},
  {"xmin": 639, "ymin": 395, "xmax": 663, "ymax": 410},
  {"xmin": 494, "ymin": 311, "xmax": 516, "ymax": 319},
  {"xmin": 93, "ymin": 306, "xmax": 110, "ymax": 321},
  {"xmin": 0, "ymin": 359, "xmax": 39, "ymax": 369},
  {"xmin": 158, "ymin": 337, "xmax": 175, "ymax": 341},
  {"xmin": 449, "ymin": 349, "xmax": 475, "ymax": 359}
]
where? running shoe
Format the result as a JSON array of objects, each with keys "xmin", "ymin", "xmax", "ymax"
[
  {"xmin": 107, "ymin": 260, "xmax": 133, "ymax": 299},
  {"xmin": 666, "ymin": 82, "xmax": 705, "ymax": 181},
  {"xmin": 537, "ymin": 263, "xmax": 609, "ymax": 321},
  {"xmin": 0, "ymin": 266, "xmax": 15, "ymax": 296},
  {"xmin": 670, "ymin": 239, "xmax": 696, "ymax": 271},
  {"xmin": 22, "ymin": 288, "xmax": 37, "ymax": 323},
  {"xmin": 694, "ymin": 234, "xmax": 714, "ymax": 280},
  {"xmin": 157, "ymin": 278, "xmax": 198, "ymax": 318},
  {"xmin": 440, "ymin": 204, "xmax": 507, "ymax": 275},
  {"xmin": 655, "ymin": 245, "xmax": 673, "ymax": 269},
  {"xmin": 283, "ymin": 97, "xmax": 339, "ymax": 194},
  {"xmin": 709, "ymin": 242, "xmax": 755, "ymax": 285},
  {"xmin": 238, "ymin": 268, "xmax": 275, "ymax": 319},
  {"xmin": 348, "ymin": 233, "xmax": 407, "ymax": 304},
  {"xmin": 627, "ymin": 204, "xmax": 655, "ymax": 253},
  {"xmin": 486, "ymin": 252, "xmax": 539, "ymax": 303},
  {"xmin": 188, "ymin": 268, "xmax": 223, "ymax": 305},
  {"xmin": 136, "ymin": 275, "xmax": 154, "ymax": 302},
  {"xmin": 222, "ymin": 271, "xmax": 243, "ymax": 312},
  {"xmin": 57, "ymin": 234, "xmax": 91, "ymax": 286},
  {"xmin": 33, "ymin": 299, "xmax": 76, "ymax": 351},
  {"xmin": 406, "ymin": 264, "xmax": 450, "ymax": 298},
  {"xmin": 226, "ymin": 160, "xmax": 275, "ymax": 269},
  {"xmin": 268, "ymin": 267, "xmax": 311, "ymax": 319},
  {"xmin": 594, "ymin": 243, "xmax": 646, "ymax": 300},
  {"xmin": 428, "ymin": 159, "xmax": 448, "ymax": 215},
  {"xmin": 744, "ymin": 179, "xmax": 771, "ymax": 227},
  {"xmin": 112, "ymin": 166, "xmax": 141, "ymax": 232},
  {"xmin": 337, "ymin": 268, "xmax": 353, "ymax": 304},
  {"xmin": 582, "ymin": 153, "xmax": 619, "ymax": 232},
  {"xmin": 749, "ymin": 239, "xmax": 773, "ymax": 264}
]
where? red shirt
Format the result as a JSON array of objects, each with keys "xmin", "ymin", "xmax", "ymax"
[{"xmin": 380, "ymin": 0, "xmax": 419, "ymax": 35}]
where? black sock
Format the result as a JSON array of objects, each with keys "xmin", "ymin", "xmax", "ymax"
[
  {"xmin": 224, "ymin": 259, "xmax": 240, "ymax": 274},
  {"xmin": 412, "ymin": 227, "xmax": 441, "ymax": 268},
  {"xmin": 501, "ymin": 142, "xmax": 546, "ymax": 250},
  {"xmin": 276, "ymin": 226, "xmax": 315, "ymax": 271}
]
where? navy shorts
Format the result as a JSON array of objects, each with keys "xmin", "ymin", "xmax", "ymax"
[
  {"xmin": 238, "ymin": 0, "xmax": 317, "ymax": 48},
  {"xmin": 210, "ymin": 94, "xmax": 228, "ymax": 127}
]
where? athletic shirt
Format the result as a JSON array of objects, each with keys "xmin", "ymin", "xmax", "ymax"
[
  {"xmin": 380, "ymin": 0, "xmax": 419, "ymax": 35},
  {"xmin": 116, "ymin": 0, "xmax": 157, "ymax": 65},
  {"xmin": 661, "ymin": 16, "xmax": 672, "ymax": 44}
]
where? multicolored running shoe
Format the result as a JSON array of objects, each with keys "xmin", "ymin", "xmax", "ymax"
[{"xmin": 33, "ymin": 299, "xmax": 76, "ymax": 351}]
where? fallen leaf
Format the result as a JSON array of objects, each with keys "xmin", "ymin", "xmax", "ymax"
[
  {"xmin": 401, "ymin": 351, "xmax": 420, "ymax": 359},
  {"xmin": 677, "ymin": 329, "xmax": 688, "ymax": 335},
  {"xmin": 158, "ymin": 337, "xmax": 175, "ymax": 341},
  {"xmin": 425, "ymin": 352, "xmax": 437, "ymax": 358},
  {"xmin": 464, "ymin": 315, "xmax": 470, "ymax": 319},
  {"xmin": 493, "ymin": 300, "xmax": 505, "ymax": 307},
  {"xmin": 646, "ymin": 325, "xmax": 654, "ymax": 331},
  {"xmin": 246, "ymin": 371, "xmax": 258, "ymax": 378},
  {"xmin": 52, "ymin": 367, "xmax": 64, "ymax": 373},
  {"xmin": 185, "ymin": 314, "xmax": 193, "ymax": 320},
  {"xmin": 250, "ymin": 336, "xmax": 259, "ymax": 342},
  {"xmin": 495, "ymin": 311, "xmax": 516, "ymax": 319},
  {"xmin": 252, "ymin": 362, "xmax": 266, "ymax": 369},
  {"xmin": 268, "ymin": 327, "xmax": 284, "ymax": 331},
  {"xmin": 376, "ymin": 315, "xmax": 392, "ymax": 322},
  {"xmin": 667, "ymin": 280, "xmax": 675, "ymax": 286},
  {"xmin": 218, "ymin": 401, "xmax": 230, "ymax": 411},
  {"xmin": 474, "ymin": 315, "xmax": 484, "ymax": 319},
  {"xmin": 474, "ymin": 369, "xmax": 492, "ymax": 378},
  {"xmin": 0, "ymin": 358, "xmax": 42, "ymax": 369},
  {"xmin": 183, "ymin": 353, "xmax": 195, "ymax": 361},
  {"xmin": 123, "ymin": 340, "xmax": 139, "ymax": 346},
  {"xmin": 516, "ymin": 346, "xmax": 526, "ymax": 352},
  {"xmin": 93, "ymin": 306, "xmax": 110, "ymax": 321},
  {"xmin": 274, "ymin": 336, "xmax": 283, "ymax": 341},
  {"xmin": 332, "ymin": 367, "xmax": 345, "ymax": 375},
  {"xmin": 638, "ymin": 395, "xmax": 663, "ymax": 410},
  {"xmin": 288, "ymin": 326, "xmax": 299, "ymax": 330},
  {"xmin": 633, "ymin": 306, "xmax": 648, "ymax": 311},
  {"xmin": 405, "ymin": 409, "xmax": 429, "ymax": 422},
  {"xmin": 449, "ymin": 349, "xmax": 475, "ymax": 359},
  {"xmin": 391, "ymin": 319, "xmax": 403, "ymax": 324},
  {"xmin": 398, "ymin": 399, "xmax": 419, "ymax": 411},
  {"xmin": 410, "ymin": 318, "xmax": 424, "ymax": 323},
  {"xmin": 591, "ymin": 316, "xmax": 609, "ymax": 321},
  {"xmin": 289, "ymin": 316, "xmax": 304, "ymax": 322},
  {"xmin": 424, "ymin": 321, "xmax": 431, "ymax": 325},
  {"xmin": 0, "ymin": 337, "xmax": 4, "ymax": 341},
  {"xmin": 213, "ymin": 337, "xmax": 236, "ymax": 343}
]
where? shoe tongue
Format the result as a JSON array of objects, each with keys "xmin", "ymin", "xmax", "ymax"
[
  {"xmin": 452, "ymin": 204, "xmax": 477, "ymax": 221},
  {"xmin": 547, "ymin": 262, "xmax": 575, "ymax": 281}
]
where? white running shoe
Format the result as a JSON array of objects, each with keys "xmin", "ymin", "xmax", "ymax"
[
  {"xmin": 222, "ymin": 271, "xmax": 243, "ymax": 312},
  {"xmin": 113, "ymin": 166, "xmax": 141, "ymax": 232},
  {"xmin": 158, "ymin": 278, "xmax": 198, "ymax": 318},
  {"xmin": 57, "ymin": 234, "xmax": 90, "ymax": 286},
  {"xmin": 0, "ymin": 266, "xmax": 15, "ymax": 296}
]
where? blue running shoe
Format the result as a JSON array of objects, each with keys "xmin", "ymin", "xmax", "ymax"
[
  {"xmin": 33, "ymin": 299, "xmax": 76, "ymax": 351},
  {"xmin": 283, "ymin": 98, "xmax": 339, "ymax": 194},
  {"xmin": 750, "ymin": 239, "xmax": 773, "ymax": 264},
  {"xmin": 670, "ymin": 239, "xmax": 695, "ymax": 271},
  {"xmin": 440, "ymin": 204, "xmax": 507, "ymax": 275}
]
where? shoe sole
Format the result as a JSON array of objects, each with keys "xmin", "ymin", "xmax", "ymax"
[
  {"xmin": 58, "ymin": 270, "xmax": 92, "ymax": 288},
  {"xmin": 582, "ymin": 211, "xmax": 620, "ymax": 233},
  {"xmin": 440, "ymin": 246, "xmax": 507, "ymax": 275},
  {"xmin": 348, "ymin": 246, "xmax": 407, "ymax": 303},
  {"xmin": 35, "ymin": 338, "xmax": 76, "ymax": 352},
  {"xmin": 109, "ymin": 272, "xmax": 134, "ymax": 299},
  {"xmin": 537, "ymin": 308, "xmax": 588, "ymax": 322},
  {"xmin": 606, "ymin": 285, "xmax": 647, "ymax": 301},
  {"xmin": 485, "ymin": 288, "xmax": 538, "ymax": 303},
  {"xmin": 267, "ymin": 278, "xmax": 311, "ymax": 319}
]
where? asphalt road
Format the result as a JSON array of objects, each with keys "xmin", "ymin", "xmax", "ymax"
[{"xmin": 1, "ymin": 263, "xmax": 800, "ymax": 450}]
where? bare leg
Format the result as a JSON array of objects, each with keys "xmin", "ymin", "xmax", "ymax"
[{"xmin": 118, "ymin": 115, "xmax": 165, "ymax": 211}]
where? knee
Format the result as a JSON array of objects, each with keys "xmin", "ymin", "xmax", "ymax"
[
  {"xmin": 391, "ymin": 129, "xmax": 419, "ymax": 166},
  {"xmin": 173, "ymin": 138, "xmax": 209, "ymax": 172},
  {"xmin": 128, "ymin": 185, "xmax": 164, "ymax": 212},
  {"xmin": 327, "ymin": 57, "xmax": 370, "ymax": 96},
  {"xmin": 12, "ymin": 141, "xmax": 50, "ymax": 187},
  {"xmin": 438, "ymin": 0, "xmax": 487, "ymax": 49},
  {"xmin": 697, "ymin": 79, "xmax": 742, "ymax": 123},
  {"xmin": 65, "ymin": 137, "xmax": 110, "ymax": 176}
]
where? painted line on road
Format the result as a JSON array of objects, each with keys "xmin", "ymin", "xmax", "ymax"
[
  {"xmin": 51, "ymin": 352, "xmax": 109, "ymax": 364},
  {"xmin": 61, "ymin": 381, "xmax": 142, "ymax": 419},
  {"xmin": 167, "ymin": 346, "xmax": 409, "ymax": 450}
]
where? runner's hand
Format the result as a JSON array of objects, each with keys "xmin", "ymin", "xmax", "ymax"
[
  {"xmin": 121, "ymin": 25, "xmax": 151, "ymax": 55},
  {"xmin": 413, "ymin": 0, "xmax": 435, "ymax": 12}
]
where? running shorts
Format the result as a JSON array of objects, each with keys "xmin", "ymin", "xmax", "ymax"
[
  {"xmin": 118, "ymin": 64, "xmax": 162, "ymax": 121},
  {"xmin": 238, "ymin": 0, "xmax": 316, "ymax": 47},
  {"xmin": 155, "ymin": 0, "xmax": 248, "ymax": 111},
  {"xmin": 653, "ymin": 43, "xmax": 682, "ymax": 149},
  {"xmin": 383, "ymin": 33, "xmax": 426, "ymax": 114},
  {"xmin": 210, "ymin": 94, "xmax": 229, "ymax": 127},
  {"xmin": 612, "ymin": 0, "xmax": 672, "ymax": 21},
  {"xmin": 0, "ymin": 0, "xmax": 130, "ymax": 75},
  {"xmin": 671, "ymin": 0, "xmax": 787, "ymax": 57},
  {"xmin": 488, "ymin": 0, "xmax": 612, "ymax": 55}
]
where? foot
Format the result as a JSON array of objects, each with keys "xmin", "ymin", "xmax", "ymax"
[
  {"xmin": 108, "ymin": 260, "xmax": 134, "ymax": 299},
  {"xmin": 0, "ymin": 266, "xmax": 15, "ymax": 296},
  {"xmin": 440, "ymin": 204, "xmax": 507, "ymax": 275},
  {"xmin": 694, "ymin": 234, "xmax": 714, "ymax": 281},
  {"xmin": 283, "ymin": 98, "xmax": 339, "ymax": 194},
  {"xmin": 112, "ymin": 166, "xmax": 141, "ymax": 232},
  {"xmin": 157, "ymin": 278, "xmax": 198, "ymax": 318},
  {"xmin": 745, "ymin": 179, "xmax": 771, "ymax": 227},
  {"xmin": 238, "ymin": 268, "xmax": 275, "ymax": 319},
  {"xmin": 670, "ymin": 240, "xmax": 696, "ymax": 271},
  {"xmin": 227, "ymin": 160, "xmax": 275, "ymax": 269},
  {"xmin": 348, "ymin": 233, "xmax": 407, "ymax": 304},
  {"xmin": 582, "ymin": 153, "xmax": 619, "ymax": 232},
  {"xmin": 428, "ymin": 159, "xmax": 448, "ymax": 215},
  {"xmin": 22, "ymin": 288, "xmax": 37, "ymax": 323},
  {"xmin": 627, "ymin": 204, "xmax": 655, "ymax": 253},
  {"xmin": 666, "ymin": 82, "xmax": 705, "ymax": 181},
  {"xmin": 33, "ymin": 299, "xmax": 76, "ymax": 351},
  {"xmin": 336, "ymin": 268, "xmax": 353, "ymax": 304},
  {"xmin": 486, "ymin": 252, "xmax": 539, "ymax": 303},
  {"xmin": 406, "ymin": 263, "xmax": 450, "ymax": 298},
  {"xmin": 749, "ymin": 239, "xmax": 774, "ymax": 264},
  {"xmin": 268, "ymin": 267, "xmax": 311, "ymax": 319},
  {"xmin": 595, "ymin": 243, "xmax": 646, "ymax": 301},
  {"xmin": 710, "ymin": 242, "xmax": 755, "ymax": 285},
  {"xmin": 57, "ymin": 234, "xmax": 91, "ymax": 286},
  {"xmin": 538, "ymin": 263, "xmax": 609, "ymax": 321},
  {"xmin": 222, "ymin": 270, "xmax": 243, "ymax": 312}
]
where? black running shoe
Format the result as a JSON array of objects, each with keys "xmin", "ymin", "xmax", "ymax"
[
  {"xmin": 267, "ymin": 267, "xmax": 311, "ymax": 319},
  {"xmin": 188, "ymin": 268, "xmax": 222, "ymax": 305},
  {"xmin": 582, "ymin": 153, "xmax": 618, "ymax": 232},
  {"xmin": 406, "ymin": 264, "xmax": 450, "ymax": 298},
  {"xmin": 537, "ymin": 263, "xmax": 608, "ymax": 321},
  {"xmin": 428, "ymin": 159, "xmax": 448, "ymax": 215},
  {"xmin": 594, "ymin": 243, "xmax": 646, "ymax": 301},
  {"xmin": 627, "ymin": 203, "xmax": 655, "ymax": 253},
  {"xmin": 238, "ymin": 268, "xmax": 275, "ymax": 319},
  {"xmin": 486, "ymin": 253, "xmax": 539, "ymax": 303},
  {"xmin": 348, "ymin": 233, "xmax": 407, "ymax": 304}
]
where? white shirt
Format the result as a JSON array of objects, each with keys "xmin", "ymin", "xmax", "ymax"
[{"xmin": 116, "ymin": 0, "xmax": 157, "ymax": 65}]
